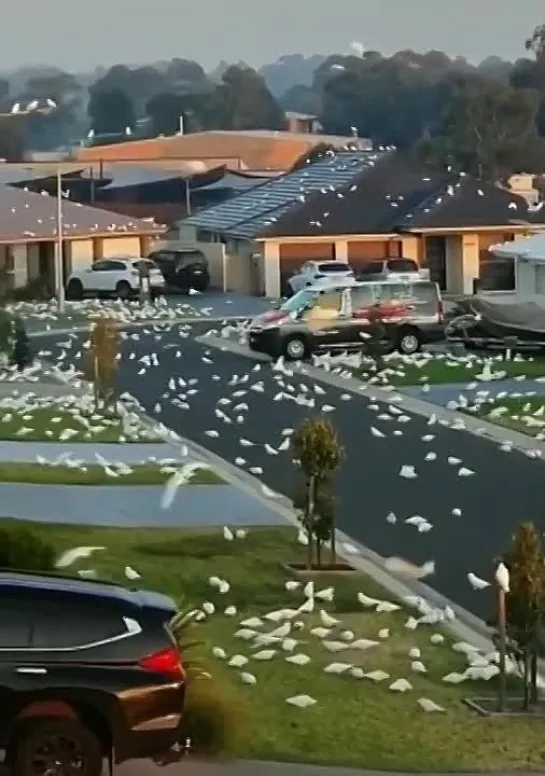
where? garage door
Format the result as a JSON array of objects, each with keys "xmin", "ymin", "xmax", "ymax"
[
  {"xmin": 347, "ymin": 241, "xmax": 399, "ymax": 270},
  {"xmin": 279, "ymin": 243, "xmax": 335, "ymax": 295}
]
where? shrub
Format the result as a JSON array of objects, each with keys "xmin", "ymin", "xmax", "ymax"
[
  {"xmin": 180, "ymin": 674, "xmax": 245, "ymax": 756},
  {"xmin": 0, "ymin": 525, "xmax": 56, "ymax": 571}
]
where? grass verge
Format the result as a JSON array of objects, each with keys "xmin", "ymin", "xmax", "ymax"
[
  {"xmin": 462, "ymin": 396, "xmax": 545, "ymax": 439},
  {"xmin": 0, "ymin": 406, "xmax": 162, "ymax": 444},
  {"xmin": 6, "ymin": 519, "xmax": 545, "ymax": 771},
  {"xmin": 0, "ymin": 463, "xmax": 225, "ymax": 486},
  {"xmin": 344, "ymin": 353, "xmax": 545, "ymax": 386}
]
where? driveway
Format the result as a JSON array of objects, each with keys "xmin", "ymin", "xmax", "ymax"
[
  {"xmin": 188, "ymin": 291, "xmax": 274, "ymax": 319},
  {"xmin": 40, "ymin": 323, "xmax": 545, "ymax": 620}
]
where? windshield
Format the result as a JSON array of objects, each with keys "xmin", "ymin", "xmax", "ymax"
[{"xmin": 280, "ymin": 288, "xmax": 319, "ymax": 314}]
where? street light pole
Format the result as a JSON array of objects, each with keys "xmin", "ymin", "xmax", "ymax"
[{"xmin": 55, "ymin": 167, "xmax": 65, "ymax": 313}]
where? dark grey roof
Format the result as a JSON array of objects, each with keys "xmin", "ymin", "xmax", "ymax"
[
  {"xmin": 0, "ymin": 185, "xmax": 165, "ymax": 243},
  {"xmin": 258, "ymin": 152, "xmax": 545, "ymax": 238},
  {"xmin": 260, "ymin": 153, "xmax": 453, "ymax": 238},
  {"xmin": 181, "ymin": 150, "xmax": 387, "ymax": 237},
  {"xmin": 100, "ymin": 165, "xmax": 186, "ymax": 190},
  {"xmin": 398, "ymin": 177, "xmax": 545, "ymax": 230},
  {"xmin": 195, "ymin": 171, "xmax": 269, "ymax": 194}
]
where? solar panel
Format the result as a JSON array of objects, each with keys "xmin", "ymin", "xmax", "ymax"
[
  {"xmin": 229, "ymin": 204, "xmax": 294, "ymax": 238},
  {"xmin": 183, "ymin": 151, "xmax": 383, "ymax": 235}
]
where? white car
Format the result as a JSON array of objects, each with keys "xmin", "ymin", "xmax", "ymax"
[
  {"xmin": 287, "ymin": 261, "xmax": 355, "ymax": 295},
  {"xmin": 66, "ymin": 258, "xmax": 165, "ymax": 300}
]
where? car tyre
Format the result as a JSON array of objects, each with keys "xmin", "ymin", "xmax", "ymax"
[
  {"xmin": 66, "ymin": 279, "xmax": 83, "ymax": 300},
  {"xmin": 283, "ymin": 335, "xmax": 309, "ymax": 361},
  {"xmin": 115, "ymin": 281, "xmax": 132, "ymax": 300},
  {"xmin": 10, "ymin": 718, "xmax": 103, "ymax": 776},
  {"xmin": 396, "ymin": 326, "xmax": 422, "ymax": 355}
]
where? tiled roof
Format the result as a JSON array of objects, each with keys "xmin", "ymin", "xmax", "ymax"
[
  {"xmin": 259, "ymin": 153, "xmax": 454, "ymax": 238},
  {"xmin": 258, "ymin": 153, "xmax": 545, "ymax": 239},
  {"xmin": 0, "ymin": 185, "xmax": 165, "ymax": 244},
  {"xmin": 398, "ymin": 177, "xmax": 545, "ymax": 229},
  {"xmin": 182, "ymin": 150, "xmax": 384, "ymax": 237},
  {"xmin": 75, "ymin": 130, "xmax": 364, "ymax": 172}
]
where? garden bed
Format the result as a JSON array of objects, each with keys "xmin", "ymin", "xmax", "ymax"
[{"xmin": 6, "ymin": 520, "xmax": 545, "ymax": 772}]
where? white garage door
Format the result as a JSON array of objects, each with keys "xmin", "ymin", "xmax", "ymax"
[{"xmin": 535, "ymin": 264, "xmax": 545, "ymax": 294}]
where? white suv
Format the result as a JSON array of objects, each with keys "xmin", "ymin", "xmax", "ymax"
[
  {"xmin": 287, "ymin": 261, "xmax": 355, "ymax": 296},
  {"xmin": 66, "ymin": 258, "xmax": 165, "ymax": 300}
]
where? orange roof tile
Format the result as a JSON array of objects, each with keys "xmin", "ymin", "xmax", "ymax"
[{"xmin": 75, "ymin": 131, "xmax": 357, "ymax": 172}]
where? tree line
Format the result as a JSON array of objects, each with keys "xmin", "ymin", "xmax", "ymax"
[{"xmin": 3, "ymin": 23, "xmax": 545, "ymax": 180}]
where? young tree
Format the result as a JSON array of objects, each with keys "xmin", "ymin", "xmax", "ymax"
[
  {"xmin": 10, "ymin": 318, "xmax": 32, "ymax": 371},
  {"xmin": 86, "ymin": 318, "xmax": 120, "ymax": 413},
  {"xmin": 291, "ymin": 417, "xmax": 344, "ymax": 569},
  {"xmin": 500, "ymin": 522, "xmax": 545, "ymax": 709}
]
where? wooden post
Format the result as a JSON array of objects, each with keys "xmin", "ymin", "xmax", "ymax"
[{"xmin": 497, "ymin": 584, "xmax": 507, "ymax": 712}]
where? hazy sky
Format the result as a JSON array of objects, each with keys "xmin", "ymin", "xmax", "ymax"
[{"xmin": 3, "ymin": 0, "xmax": 545, "ymax": 72}]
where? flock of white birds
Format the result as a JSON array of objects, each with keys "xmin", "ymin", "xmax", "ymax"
[
  {"xmin": 7, "ymin": 296, "xmax": 211, "ymax": 327},
  {"xmin": 0, "ymin": 393, "xmax": 158, "ymax": 443},
  {"xmin": 6, "ymin": 314, "xmax": 545, "ymax": 714},
  {"xmin": 53, "ymin": 537, "xmax": 528, "ymax": 714}
]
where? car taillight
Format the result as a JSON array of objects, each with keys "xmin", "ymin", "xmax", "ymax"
[
  {"xmin": 139, "ymin": 647, "xmax": 185, "ymax": 681},
  {"xmin": 131, "ymin": 270, "xmax": 139, "ymax": 277},
  {"xmin": 437, "ymin": 299, "xmax": 444, "ymax": 322}
]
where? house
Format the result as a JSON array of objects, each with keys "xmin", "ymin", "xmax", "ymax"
[
  {"xmin": 0, "ymin": 162, "xmax": 271, "ymax": 228},
  {"xmin": 492, "ymin": 231, "xmax": 545, "ymax": 295},
  {"xmin": 0, "ymin": 185, "xmax": 164, "ymax": 295},
  {"xmin": 285, "ymin": 112, "xmax": 322, "ymax": 134},
  {"xmin": 175, "ymin": 150, "xmax": 545, "ymax": 297},
  {"xmin": 74, "ymin": 130, "xmax": 371, "ymax": 173}
]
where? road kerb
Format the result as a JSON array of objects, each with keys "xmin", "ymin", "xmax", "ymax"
[{"xmin": 197, "ymin": 333, "xmax": 545, "ymax": 459}]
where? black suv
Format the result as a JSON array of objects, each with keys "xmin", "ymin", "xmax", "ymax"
[
  {"xmin": 149, "ymin": 249, "xmax": 210, "ymax": 293},
  {"xmin": 0, "ymin": 570, "xmax": 187, "ymax": 776},
  {"xmin": 248, "ymin": 280, "xmax": 445, "ymax": 360}
]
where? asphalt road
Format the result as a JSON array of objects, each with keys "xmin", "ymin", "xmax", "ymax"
[{"xmin": 36, "ymin": 322, "xmax": 545, "ymax": 620}]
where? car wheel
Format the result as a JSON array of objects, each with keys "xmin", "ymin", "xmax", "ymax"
[
  {"xmin": 115, "ymin": 281, "xmax": 132, "ymax": 300},
  {"xmin": 10, "ymin": 718, "xmax": 103, "ymax": 776},
  {"xmin": 397, "ymin": 327, "xmax": 422, "ymax": 355},
  {"xmin": 283, "ymin": 336, "xmax": 309, "ymax": 361},
  {"xmin": 66, "ymin": 279, "xmax": 83, "ymax": 300}
]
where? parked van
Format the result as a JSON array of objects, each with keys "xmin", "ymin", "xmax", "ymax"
[{"xmin": 248, "ymin": 279, "xmax": 444, "ymax": 360}]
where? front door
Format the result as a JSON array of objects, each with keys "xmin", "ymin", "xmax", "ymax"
[{"xmin": 301, "ymin": 288, "xmax": 351, "ymax": 350}]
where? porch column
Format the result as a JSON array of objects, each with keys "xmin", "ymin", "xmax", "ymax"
[
  {"xmin": 401, "ymin": 235, "xmax": 420, "ymax": 263},
  {"xmin": 263, "ymin": 242, "xmax": 280, "ymax": 298},
  {"xmin": 11, "ymin": 245, "xmax": 28, "ymax": 288},
  {"xmin": 461, "ymin": 233, "xmax": 479, "ymax": 295},
  {"xmin": 445, "ymin": 235, "xmax": 463, "ymax": 294},
  {"xmin": 335, "ymin": 240, "xmax": 348, "ymax": 261}
]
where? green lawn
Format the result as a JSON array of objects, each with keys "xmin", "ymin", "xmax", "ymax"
[
  {"xmin": 7, "ymin": 520, "xmax": 545, "ymax": 772},
  {"xmin": 0, "ymin": 462, "xmax": 225, "ymax": 486},
  {"xmin": 463, "ymin": 396, "xmax": 545, "ymax": 438},
  {"xmin": 0, "ymin": 404, "xmax": 162, "ymax": 443},
  {"xmin": 356, "ymin": 353, "xmax": 545, "ymax": 386}
]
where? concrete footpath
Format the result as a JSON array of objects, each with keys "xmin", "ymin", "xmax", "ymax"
[{"xmin": 116, "ymin": 759, "xmax": 543, "ymax": 776}]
